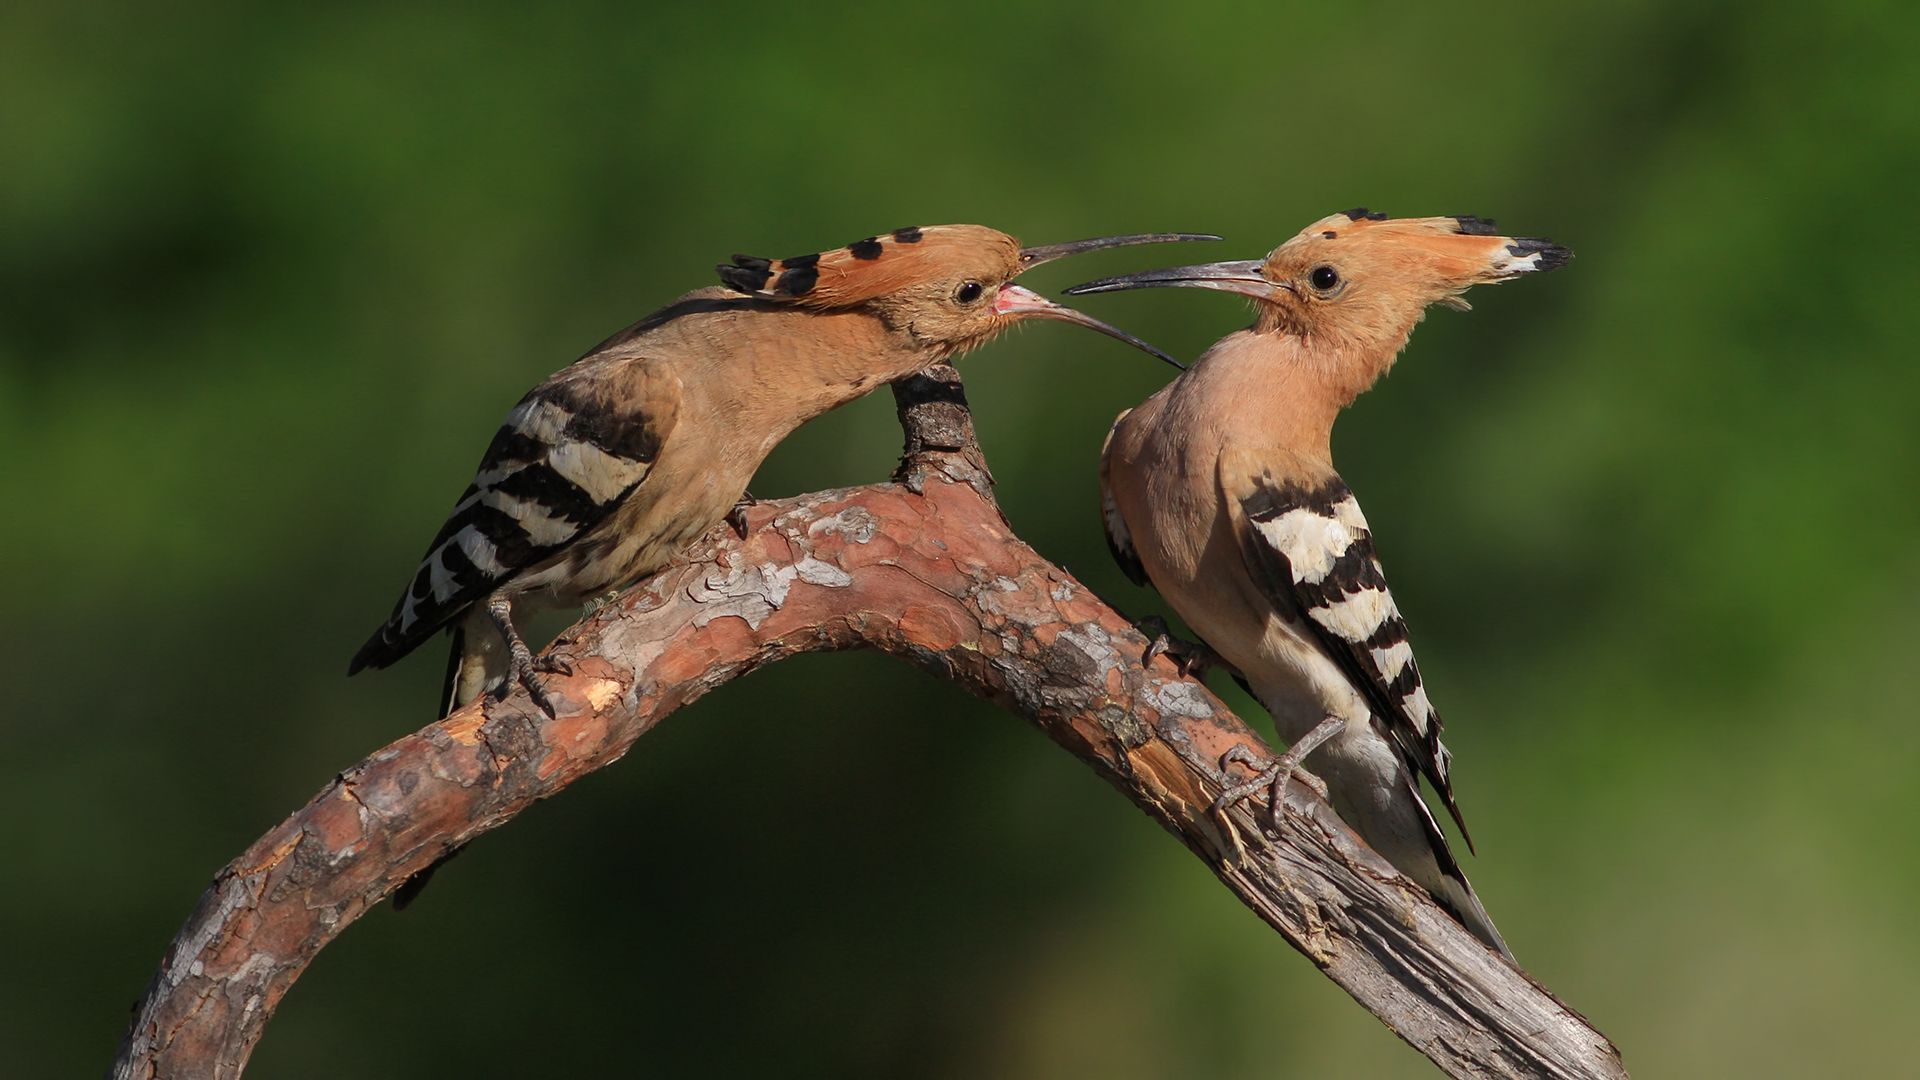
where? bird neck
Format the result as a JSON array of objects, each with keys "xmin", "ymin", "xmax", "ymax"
[
  {"xmin": 1179, "ymin": 327, "xmax": 1399, "ymax": 465},
  {"xmin": 726, "ymin": 308, "xmax": 940, "ymax": 439}
]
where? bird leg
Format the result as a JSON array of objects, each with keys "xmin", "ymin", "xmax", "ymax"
[
  {"xmin": 486, "ymin": 592, "xmax": 564, "ymax": 715},
  {"xmin": 1212, "ymin": 715, "xmax": 1347, "ymax": 827},
  {"xmin": 1136, "ymin": 615, "xmax": 1237, "ymax": 679},
  {"xmin": 725, "ymin": 489, "xmax": 759, "ymax": 540}
]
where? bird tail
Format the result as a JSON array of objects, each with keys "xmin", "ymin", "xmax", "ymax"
[
  {"xmin": 1427, "ymin": 867, "xmax": 1514, "ymax": 962},
  {"xmin": 438, "ymin": 624, "xmax": 465, "ymax": 720},
  {"xmin": 1312, "ymin": 738, "xmax": 1517, "ymax": 961},
  {"xmin": 437, "ymin": 605, "xmax": 510, "ymax": 718},
  {"xmin": 1402, "ymin": 773, "xmax": 1515, "ymax": 961}
]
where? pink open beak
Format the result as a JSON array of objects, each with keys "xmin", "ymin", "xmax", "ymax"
[{"xmin": 993, "ymin": 284, "xmax": 1186, "ymax": 370}]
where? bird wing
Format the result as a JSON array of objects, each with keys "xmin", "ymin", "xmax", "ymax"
[
  {"xmin": 1098, "ymin": 409, "xmax": 1150, "ymax": 587},
  {"xmin": 350, "ymin": 357, "xmax": 682, "ymax": 673},
  {"xmin": 1229, "ymin": 468, "xmax": 1470, "ymax": 846}
]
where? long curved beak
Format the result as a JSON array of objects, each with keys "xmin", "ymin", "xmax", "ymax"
[
  {"xmin": 994, "ymin": 284, "xmax": 1186, "ymax": 371},
  {"xmin": 1063, "ymin": 259, "xmax": 1291, "ymax": 302},
  {"xmin": 1018, "ymin": 232, "xmax": 1222, "ymax": 269}
]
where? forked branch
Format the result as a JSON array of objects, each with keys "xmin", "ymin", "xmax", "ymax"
[{"xmin": 110, "ymin": 366, "xmax": 1625, "ymax": 1080}]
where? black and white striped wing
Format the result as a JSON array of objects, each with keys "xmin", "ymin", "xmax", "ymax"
[
  {"xmin": 1233, "ymin": 474, "xmax": 1469, "ymax": 842},
  {"xmin": 350, "ymin": 360, "xmax": 681, "ymax": 673}
]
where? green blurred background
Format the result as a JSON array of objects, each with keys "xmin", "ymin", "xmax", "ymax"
[{"xmin": 6, "ymin": 1, "xmax": 1918, "ymax": 1076}]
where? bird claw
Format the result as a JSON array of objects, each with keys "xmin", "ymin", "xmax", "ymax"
[
  {"xmin": 725, "ymin": 489, "xmax": 759, "ymax": 540},
  {"xmin": 521, "ymin": 674, "xmax": 562, "ymax": 718},
  {"xmin": 480, "ymin": 591, "xmax": 570, "ymax": 718},
  {"xmin": 489, "ymin": 608, "xmax": 565, "ymax": 718},
  {"xmin": 1136, "ymin": 615, "xmax": 1229, "ymax": 679},
  {"xmin": 1211, "ymin": 717, "xmax": 1346, "ymax": 828},
  {"xmin": 495, "ymin": 643, "xmax": 563, "ymax": 718},
  {"xmin": 1211, "ymin": 747, "xmax": 1296, "ymax": 831}
]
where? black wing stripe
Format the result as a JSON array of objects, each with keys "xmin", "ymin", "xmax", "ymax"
[
  {"xmin": 1099, "ymin": 411, "xmax": 1150, "ymax": 588},
  {"xmin": 427, "ymin": 525, "xmax": 494, "ymax": 596},
  {"xmin": 352, "ymin": 359, "xmax": 681, "ymax": 676},
  {"xmin": 1384, "ymin": 655, "xmax": 1424, "ymax": 700},
  {"xmin": 408, "ymin": 432, "xmax": 645, "ymax": 610},
  {"xmin": 486, "ymin": 462, "xmax": 604, "ymax": 527},
  {"xmin": 443, "ymin": 504, "xmax": 539, "ymax": 569},
  {"xmin": 1102, "ymin": 483, "xmax": 1148, "ymax": 587},
  {"xmin": 540, "ymin": 439, "xmax": 652, "ymax": 504},
  {"xmin": 384, "ymin": 446, "xmax": 651, "ymax": 634},
  {"xmin": 477, "ymin": 428, "xmax": 549, "ymax": 473},
  {"xmin": 1402, "ymin": 771, "xmax": 1466, "ymax": 882},
  {"xmin": 564, "ymin": 407, "xmax": 667, "ymax": 464}
]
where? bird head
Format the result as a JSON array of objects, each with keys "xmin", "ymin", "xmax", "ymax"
[
  {"xmin": 718, "ymin": 225, "xmax": 1218, "ymax": 369},
  {"xmin": 1066, "ymin": 209, "xmax": 1570, "ymax": 357}
]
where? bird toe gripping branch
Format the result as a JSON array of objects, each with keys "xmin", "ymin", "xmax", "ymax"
[
  {"xmin": 1212, "ymin": 718, "xmax": 1345, "ymax": 820},
  {"xmin": 1134, "ymin": 614, "xmax": 1236, "ymax": 680}
]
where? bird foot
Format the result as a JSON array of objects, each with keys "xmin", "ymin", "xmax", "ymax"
[
  {"xmin": 495, "ymin": 636, "xmax": 564, "ymax": 718},
  {"xmin": 725, "ymin": 489, "xmax": 760, "ymax": 540},
  {"xmin": 1211, "ymin": 716, "xmax": 1347, "ymax": 827},
  {"xmin": 488, "ymin": 593, "xmax": 564, "ymax": 717},
  {"xmin": 1136, "ymin": 615, "xmax": 1232, "ymax": 679}
]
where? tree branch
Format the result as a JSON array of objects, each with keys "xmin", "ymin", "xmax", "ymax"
[{"xmin": 110, "ymin": 366, "xmax": 1626, "ymax": 1080}]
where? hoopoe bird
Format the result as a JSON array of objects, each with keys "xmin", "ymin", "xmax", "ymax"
[
  {"xmin": 350, "ymin": 225, "xmax": 1214, "ymax": 718},
  {"xmin": 1068, "ymin": 210, "xmax": 1570, "ymax": 959}
]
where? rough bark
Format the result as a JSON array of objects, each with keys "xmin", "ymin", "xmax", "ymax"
[{"xmin": 110, "ymin": 366, "xmax": 1626, "ymax": 1080}]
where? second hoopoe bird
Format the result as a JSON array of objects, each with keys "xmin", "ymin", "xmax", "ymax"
[
  {"xmin": 350, "ymin": 225, "xmax": 1213, "ymax": 719},
  {"xmin": 1069, "ymin": 209, "xmax": 1570, "ymax": 958}
]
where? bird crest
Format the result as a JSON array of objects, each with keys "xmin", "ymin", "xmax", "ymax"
[
  {"xmin": 1280, "ymin": 209, "xmax": 1571, "ymax": 289},
  {"xmin": 1067, "ymin": 209, "xmax": 1569, "ymax": 332},
  {"xmin": 717, "ymin": 225, "xmax": 1023, "ymax": 308}
]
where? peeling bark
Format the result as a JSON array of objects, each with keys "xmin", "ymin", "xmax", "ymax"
[{"xmin": 109, "ymin": 366, "xmax": 1626, "ymax": 1080}]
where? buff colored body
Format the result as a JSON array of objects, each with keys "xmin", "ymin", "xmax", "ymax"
[
  {"xmin": 352, "ymin": 225, "xmax": 1209, "ymax": 715},
  {"xmin": 432, "ymin": 292, "xmax": 924, "ymax": 705},
  {"xmin": 1081, "ymin": 211, "xmax": 1571, "ymax": 957}
]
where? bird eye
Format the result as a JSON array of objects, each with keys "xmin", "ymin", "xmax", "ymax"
[
  {"xmin": 1308, "ymin": 265, "xmax": 1341, "ymax": 292},
  {"xmin": 955, "ymin": 281, "xmax": 985, "ymax": 304}
]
